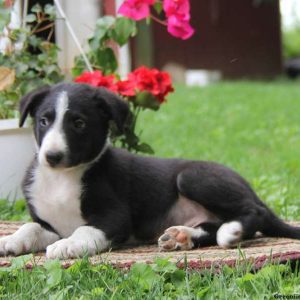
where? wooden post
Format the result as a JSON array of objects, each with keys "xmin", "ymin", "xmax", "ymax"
[{"xmin": 102, "ymin": 0, "xmax": 116, "ymax": 16}]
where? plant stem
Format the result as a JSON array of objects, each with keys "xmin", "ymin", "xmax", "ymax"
[
  {"xmin": 150, "ymin": 14, "xmax": 167, "ymax": 26},
  {"xmin": 32, "ymin": 23, "xmax": 54, "ymax": 34}
]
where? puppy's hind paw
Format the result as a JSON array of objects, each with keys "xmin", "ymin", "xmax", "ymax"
[
  {"xmin": 158, "ymin": 226, "xmax": 196, "ymax": 251},
  {"xmin": 216, "ymin": 221, "xmax": 243, "ymax": 248}
]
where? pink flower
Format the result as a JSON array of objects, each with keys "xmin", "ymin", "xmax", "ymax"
[
  {"xmin": 163, "ymin": 0, "xmax": 190, "ymax": 18},
  {"xmin": 163, "ymin": 0, "xmax": 195, "ymax": 40},
  {"xmin": 167, "ymin": 14, "xmax": 194, "ymax": 40},
  {"xmin": 118, "ymin": 0, "xmax": 155, "ymax": 21}
]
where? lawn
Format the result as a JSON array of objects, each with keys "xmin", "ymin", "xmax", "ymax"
[
  {"xmin": 138, "ymin": 80, "xmax": 300, "ymax": 220},
  {"xmin": 1, "ymin": 80, "xmax": 300, "ymax": 299}
]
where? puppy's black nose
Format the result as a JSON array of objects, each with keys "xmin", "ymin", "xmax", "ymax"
[{"xmin": 46, "ymin": 151, "xmax": 64, "ymax": 167}]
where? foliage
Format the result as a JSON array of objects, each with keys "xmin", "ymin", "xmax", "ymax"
[
  {"xmin": 72, "ymin": 15, "xmax": 137, "ymax": 77},
  {"xmin": 282, "ymin": 26, "xmax": 300, "ymax": 58},
  {"xmin": 0, "ymin": 255, "xmax": 299, "ymax": 299},
  {"xmin": 0, "ymin": 0, "xmax": 10, "ymax": 32},
  {"xmin": 0, "ymin": 3, "xmax": 63, "ymax": 119},
  {"xmin": 75, "ymin": 67, "xmax": 173, "ymax": 153},
  {"xmin": 0, "ymin": 199, "xmax": 30, "ymax": 221},
  {"xmin": 72, "ymin": 12, "xmax": 177, "ymax": 154}
]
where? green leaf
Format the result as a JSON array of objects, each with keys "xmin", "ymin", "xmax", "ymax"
[
  {"xmin": 0, "ymin": 254, "xmax": 33, "ymax": 272},
  {"xmin": 136, "ymin": 143, "xmax": 155, "ymax": 154},
  {"xmin": 89, "ymin": 16, "xmax": 115, "ymax": 50},
  {"xmin": 0, "ymin": 2, "xmax": 11, "ymax": 31},
  {"xmin": 25, "ymin": 14, "xmax": 36, "ymax": 23},
  {"xmin": 44, "ymin": 4, "xmax": 56, "ymax": 19},
  {"xmin": 93, "ymin": 48, "xmax": 118, "ymax": 73},
  {"xmin": 48, "ymin": 286, "xmax": 72, "ymax": 300},
  {"xmin": 170, "ymin": 269, "xmax": 186, "ymax": 287},
  {"xmin": 44, "ymin": 260, "xmax": 63, "ymax": 288},
  {"xmin": 153, "ymin": 257, "xmax": 177, "ymax": 273},
  {"xmin": 134, "ymin": 91, "xmax": 161, "ymax": 110},
  {"xmin": 96, "ymin": 15, "xmax": 115, "ymax": 29},
  {"xmin": 15, "ymin": 63, "xmax": 29, "ymax": 75},
  {"xmin": 28, "ymin": 35, "xmax": 41, "ymax": 48},
  {"xmin": 14, "ymin": 199, "xmax": 27, "ymax": 212},
  {"xmin": 31, "ymin": 3, "xmax": 42, "ymax": 13},
  {"xmin": 197, "ymin": 287, "xmax": 210, "ymax": 298},
  {"xmin": 91, "ymin": 287, "xmax": 105, "ymax": 297},
  {"xmin": 153, "ymin": 2, "xmax": 163, "ymax": 14},
  {"xmin": 129, "ymin": 263, "xmax": 160, "ymax": 290},
  {"xmin": 111, "ymin": 17, "xmax": 137, "ymax": 46}
]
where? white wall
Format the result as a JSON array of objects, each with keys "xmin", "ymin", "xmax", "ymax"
[
  {"xmin": 0, "ymin": 120, "xmax": 35, "ymax": 201},
  {"xmin": 55, "ymin": 0, "xmax": 101, "ymax": 77}
]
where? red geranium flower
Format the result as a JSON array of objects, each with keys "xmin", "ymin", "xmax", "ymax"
[
  {"xmin": 116, "ymin": 79, "xmax": 136, "ymax": 97},
  {"xmin": 74, "ymin": 70, "xmax": 104, "ymax": 87},
  {"xmin": 129, "ymin": 66, "xmax": 160, "ymax": 95},
  {"xmin": 128, "ymin": 66, "xmax": 174, "ymax": 103},
  {"xmin": 74, "ymin": 66, "xmax": 174, "ymax": 105},
  {"xmin": 155, "ymin": 70, "xmax": 174, "ymax": 102},
  {"xmin": 74, "ymin": 71, "xmax": 118, "ymax": 92}
]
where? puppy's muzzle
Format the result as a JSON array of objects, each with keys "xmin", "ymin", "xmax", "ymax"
[{"xmin": 46, "ymin": 151, "xmax": 64, "ymax": 167}]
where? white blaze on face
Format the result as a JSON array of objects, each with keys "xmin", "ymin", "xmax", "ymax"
[{"xmin": 38, "ymin": 91, "xmax": 69, "ymax": 166}]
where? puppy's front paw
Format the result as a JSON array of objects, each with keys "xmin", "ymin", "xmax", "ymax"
[
  {"xmin": 46, "ymin": 239, "xmax": 96, "ymax": 259},
  {"xmin": 0, "ymin": 235, "xmax": 30, "ymax": 256},
  {"xmin": 158, "ymin": 226, "xmax": 195, "ymax": 251}
]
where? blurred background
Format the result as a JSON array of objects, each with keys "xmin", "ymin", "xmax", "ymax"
[{"xmin": 27, "ymin": 0, "xmax": 300, "ymax": 82}]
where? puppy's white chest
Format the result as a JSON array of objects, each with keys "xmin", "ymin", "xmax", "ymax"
[{"xmin": 29, "ymin": 166, "xmax": 86, "ymax": 238}]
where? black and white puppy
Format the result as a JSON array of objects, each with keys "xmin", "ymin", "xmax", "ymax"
[{"xmin": 0, "ymin": 83, "xmax": 299, "ymax": 259}]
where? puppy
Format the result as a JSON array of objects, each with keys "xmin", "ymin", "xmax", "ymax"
[{"xmin": 0, "ymin": 83, "xmax": 299, "ymax": 259}]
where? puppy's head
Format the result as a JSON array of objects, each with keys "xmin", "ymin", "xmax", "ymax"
[{"xmin": 19, "ymin": 83, "xmax": 129, "ymax": 168}]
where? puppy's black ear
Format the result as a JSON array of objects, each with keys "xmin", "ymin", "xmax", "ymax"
[
  {"xmin": 19, "ymin": 86, "xmax": 51, "ymax": 127},
  {"xmin": 96, "ymin": 88, "xmax": 129, "ymax": 132}
]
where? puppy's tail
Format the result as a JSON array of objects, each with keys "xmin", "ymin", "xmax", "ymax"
[{"xmin": 261, "ymin": 211, "xmax": 300, "ymax": 239}]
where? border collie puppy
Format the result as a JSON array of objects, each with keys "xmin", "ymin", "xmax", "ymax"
[{"xmin": 0, "ymin": 83, "xmax": 299, "ymax": 259}]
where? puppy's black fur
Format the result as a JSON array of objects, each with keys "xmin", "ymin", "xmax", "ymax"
[{"xmin": 19, "ymin": 83, "xmax": 300, "ymax": 249}]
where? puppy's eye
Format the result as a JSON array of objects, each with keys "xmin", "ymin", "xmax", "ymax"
[
  {"xmin": 39, "ymin": 117, "xmax": 49, "ymax": 127},
  {"xmin": 74, "ymin": 119, "xmax": 86, "ymax": 129}
]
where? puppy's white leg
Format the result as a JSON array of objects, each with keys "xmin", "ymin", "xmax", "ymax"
[
  {"xmin": 46, "ymin": 226, "xmax": 110, "ymax": 259},
  {"xmin": 0, "ymin": 223, "xmax": 60, "ymax": 256}
]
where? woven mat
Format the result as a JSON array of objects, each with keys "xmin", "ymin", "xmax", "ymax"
[{"xmin": 0, "ymin": 221, "xmax": 300, "ymax": 270}]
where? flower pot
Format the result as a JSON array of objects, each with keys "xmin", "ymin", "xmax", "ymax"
[{"xmin": 0, "ymin": 119, "xmax": 35, "ymax": 201}]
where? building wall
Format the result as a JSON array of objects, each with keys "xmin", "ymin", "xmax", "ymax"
[
  {"xmin": 55, "ymin": 0, "xmax": 101, "ymax": 77},
  {"xmin": 150, "ymin": 0, "xmax": 282, "ymax": 79}
]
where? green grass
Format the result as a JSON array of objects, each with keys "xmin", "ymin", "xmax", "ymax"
[
  {"xmin": 1, "ymin": 80, "xmax": 300, "ymax": 299},
  {"xmin": 138, "ymin": 81, "xmax": 300, "ymax": 220},
  {"xmin": 0, "ymin": 255, "xmax": 299, "ymax": 299}
]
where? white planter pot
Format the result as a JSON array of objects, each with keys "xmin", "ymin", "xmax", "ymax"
[{"xmin": 0, "ymin": 118, "xmax": 35, "ymax": 201}]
